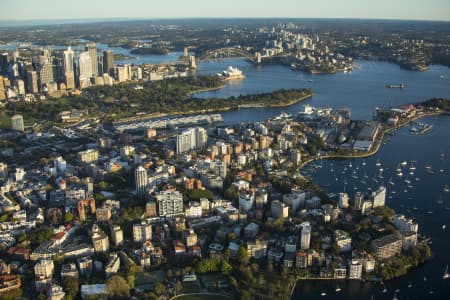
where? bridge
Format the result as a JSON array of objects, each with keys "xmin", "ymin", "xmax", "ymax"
[{"xmin": 198, "ymin": 47, "xmax": 262, "ymax": 64}]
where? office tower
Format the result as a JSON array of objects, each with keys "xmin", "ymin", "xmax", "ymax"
[
  {"xmin": 176, "ymin": 127, "xmax": 207, "ymax": 155},
  {"xmin": 12, "ymin": 49, "xmax": 19, "ymax": 62},
  {"xmin": 103, "ymin": 50, "xmax": 114, "ymax": 74},
  {"xmin": 63, "ymin": 47, "xmax": 75, "ymax": 89},
  {"xmin": 371, "ymin": 186, "xmax": 386, "ymax": 208},
  {"xmin": 0, "ymin": 75, "xmax": 5, "ymax": 100},
  {"xmin": 38, "ymin": 61, "xmax": 55, "ymax": 89},
  {"xmin": 133, "ymin": 220, "xmax": 152, "ymax": 243},
  {"xmin": 300, "ymin": 222, "xmax": 311, "ymax": 250},
  {"xmin": 14, "ymin": 79, "xmax": 25, "ymax": 95},
  {"xmin": 11, "ymin": 114, "xmax": 24, "ymax": 131},
  {"xmin": 26, "ymin": 71, "xmax": 39, "ymax": 93},
  {"xmin": 85, "ymin": 43, "xmax": 98, "ymax": 76},
  {"xmin": 135, "ymin": 166, "xmax": 147, "ymax": 196},
  {"xmin": 78, "ymin": 51, "xmax": 93, "ymax": 79},
  {"xmin": 63, "ymin": 47, "xmax": 74, "ymax": 73},
  {"xmin": 0, "ymin": 53, "xmax": 8, "ymax": 74},
  {"xmin": 156, "ymin": 190, "xmax": 184, "ymax": 217}
]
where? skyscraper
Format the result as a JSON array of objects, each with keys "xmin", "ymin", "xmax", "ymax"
[
  {"xmin": 26, "ymin": 71, "xmax": 39, "ymax": 93},
  {"xmin": 38, "ymin": 61, "xmax": 55, "ymax": 89},
  {"xmin": 300, "ymin": 222, "xmax": 311, "ymax": 250},
  {"xmin": 78, "ymin": 51, "xmax": 93, "ymax": 89},
  {"xmin": 103, "ymin": 50, "xmax": 114, "ymax": 74},
  {"xmin": 135, "ymin": 166, "xmax": 148, "ymax": 196},
  {"xmin": 85, "ymin": 43, "xmax": 98, "ymax": 76},
  {"xmin": 11, "ymin": 114, "xmax": 24, "ymax": 132},
  {"xmin": 0, "ymin": 75, "xmax": 5, "ymax": 100},
  {"xmin": 63, "ymin": 47, "xmax": 74, "ymax": 73},
  {"xmin": 63, "ymin": 47, "xmax": 75, "ymax": 89},
  {"xmin": 0, "ymin": 53, "xmax": 8, "ymax": 74}
]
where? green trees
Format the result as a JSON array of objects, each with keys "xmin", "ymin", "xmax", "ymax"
[
  {"xmin": 107, "ymin": 275, "xmax": 130, "ymax": 299},
  {"xmin": 63, "ymin": 276, "xmax": 79, "ymax": 300},
  {"xmin": 186, "ymin": 188, "xmax": 214, "ymax": 201}
]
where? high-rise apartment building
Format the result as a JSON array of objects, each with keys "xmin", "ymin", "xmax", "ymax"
[
  {"xmin": 133, "ymin": 220, "xmax": 152, "ymax": 243},
  {"xmin": 176, "ymin": 127, "xmax": 208, "ymax": 155},
  {"xmin": 300, "ymin": 222, "xmax": 311, "ymax": 250},
  {"xmin": 135, "ymin": 166, "xmax": 148, "ymax": 196},
  {"xmin": 156, "ymin": 190, "xmax": 184, "ymax": 217},
  {"xmin": 371, "ymin": 186, "xmax": 386, "ymax": 208}
]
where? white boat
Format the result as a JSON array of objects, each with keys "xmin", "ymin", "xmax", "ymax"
[
  {"xmin": 321, "ymin": 292, "xmax": 327, "ymax": 296},
  {"xmin": 335, "ymin": 285, "xmax": 341, "ymax": 292},
  {"xmin": 376, "ymin": 160, "xmax": 381, "ymax": 167},
  {"xmin": 407, "ymin": 282, "xmax": 412, "ymax": 288},
  {"xmin": 442, "ymin": 225, "xmax": 446, "ymax": 230},
  {"xmin": 444, "ymin": 184, "xmax": 449, "ymax": 192},
  {"xmin": 397, "ymin": 172, "xmax": 403, "ymax": 177},
  {"xmin": 443, "ymin": 265, "xmax": 449, "ymax": 279},
  {"xmin": 400, "ymin": 161, "xmax": 408, "ymax": 167}
]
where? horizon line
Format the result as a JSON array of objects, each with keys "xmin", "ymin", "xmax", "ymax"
[{"xmin": 0, "ymin": 16, "xmax": 449, "ymax": 27}]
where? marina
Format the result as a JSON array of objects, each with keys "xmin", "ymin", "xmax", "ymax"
[{"xmin": 296, "ymin": 115, "xmax": 450, "ymax": 299}]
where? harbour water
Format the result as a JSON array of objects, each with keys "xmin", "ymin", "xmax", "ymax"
[{"xmin": 194, "ymin": 59, "xmax": 450, "ymax": 124}]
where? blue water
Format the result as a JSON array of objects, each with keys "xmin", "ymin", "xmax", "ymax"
[{"xmin": 193, "ymin": 59, "xmax": 450, "ymax": 124}]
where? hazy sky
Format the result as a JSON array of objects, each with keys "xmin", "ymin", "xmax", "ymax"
[{"xmin": 1, "ymin": 0, "xmax": 449, "ymax": 21}]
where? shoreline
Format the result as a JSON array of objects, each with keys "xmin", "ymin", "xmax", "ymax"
[
  {"xmin": 113, "ymin": 92, "xmax": 313, "ymax": 125},
  {"xmin": 299, "ymin": 111, "xmax": 445, "ymax": 170}
]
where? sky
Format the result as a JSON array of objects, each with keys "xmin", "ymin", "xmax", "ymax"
[{"xmin": 1, "ymin": 0, "xmax": 449, "ymax": 22}]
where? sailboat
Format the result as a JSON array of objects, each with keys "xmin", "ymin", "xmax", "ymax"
[
  {"xmin": 444, "ymin": 184, "xmax": 449, "ymax": 192},
  {"xmin": 443, "ymin": 265, "xmax": 449, "ymax": 279},
  {"xmin": 335, "ymin": 284, "xmax": 341, "ymax": 292},
  {"xmin": 376, "ymin": 159, "xmax": 381, "ymax": 167},
  {"xmin": 388, "ymin": 177, "xmax": 395, "ymax": 186}
]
